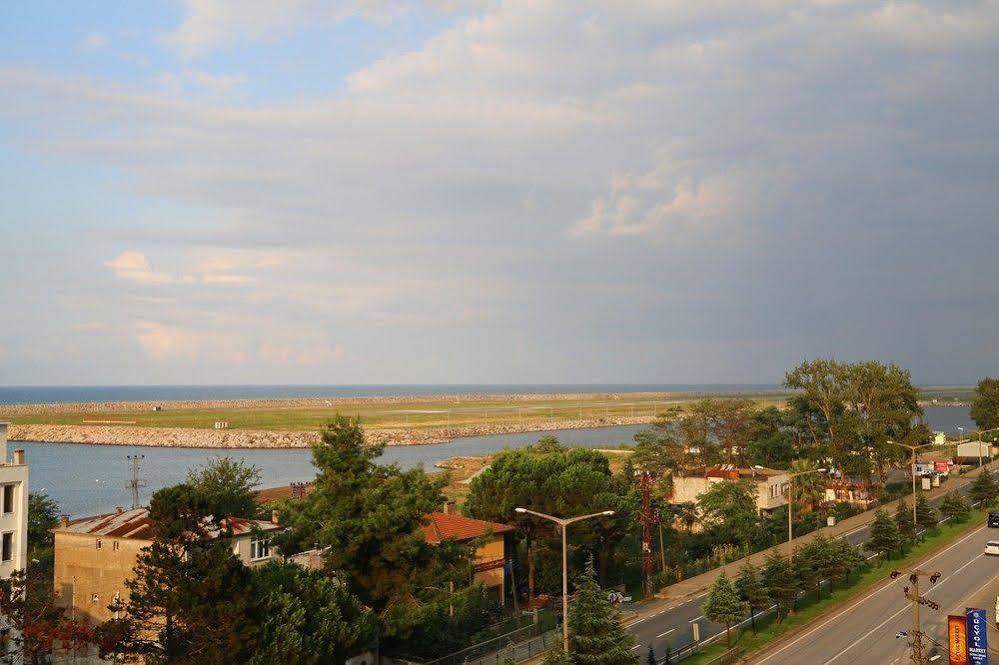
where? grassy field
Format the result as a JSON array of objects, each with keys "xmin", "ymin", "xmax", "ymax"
[
  {"xmin": 0, "ymin": 391, "xmax": 791, "ymax": 432},
  {"xmin": 679, "ymin": 507, "xmax": 988, "ymax": 664}
]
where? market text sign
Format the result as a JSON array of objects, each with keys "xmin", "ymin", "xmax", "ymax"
[
  {"xmin": 966, "ymin": 607, "xmax": 990, "ymax": 665},
  {"xmin": 951, "ymin": 614, "xmax": 969, "ymax": 665}
]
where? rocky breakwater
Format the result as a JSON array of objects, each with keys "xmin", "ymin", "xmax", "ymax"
[{"xmin": 8, "ymin": 415, "xmax": 657, "ymax": 449}]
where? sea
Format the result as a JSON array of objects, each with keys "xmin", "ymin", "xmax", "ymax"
[{"xmin": 0, "ymin": 385, "xmax": 976, "ymax": 517}]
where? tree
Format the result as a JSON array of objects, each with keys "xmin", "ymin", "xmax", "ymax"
[
  {"xmin": 866, "ymin": 509, "xmax": 901, "ymax": 558},
  {"xmin": 541, "ymin": 644, "xmax": 571, "ymax": 665},
  {"xmin": 246, "ymin": 562, "xmax": 377, "ymax": 665},
  {"xmin": 745, "ymin": 407, "xmax": 798, "ymax": 470},
  {"xmin": 276, "ymin": 416, "xmax": 485, "ymax": 650},
  {"xmin": 566, "ymin": 558, "xmax": 638, "ymax": 664},
  {"xmin": 27, "ymin": 492, "xmax": 60, "ymax": 556},
  {"xmin": 761, "ymin": 551, "xmax": 798, "ymax": 620},
  {"xmin": 646, "ymin": 645, "xmax": 656, "ymax": 665},
  {"xmin": 970, "ymin": 470, "xmax": 998, "ymax": 507},
  {"xmin": 940, "ymin": 491, "xmax": 970, "ymax": 522},
  {"xmin": 703, "ymin": 573, "xmax": 748, "ymax": 647},
  {"xmin": 466, "ymin": 446, "xmax": 632, "ymax": 594},
  {"xmin": 100, "ymin": 538, "xmax": 258, "ymax": 663},
  {"xmin": 532, "ymin": 435, "xmax": 565, "ymax": 454},
  {"xmin": 0, "ymin": 569, "xmax": 95, "ymax": 664},
  {"xmin": 734, "ymin": 561, "xmax": 770, "ymax": 633},
  {"xmin": 786, "ymin": 459, "xmax": 825, "ymax": 513},
  {"xmin": 894, "ymin": 499, "xmax": 916, "ymax": 543},
  {"xmin": 186, "ymin": 456, "xmax": 262, "ymax": 519},
  {"xmin": 663, "ymin": 643, "xmax": 672, "ymax": 664},
  {"xmin": 915, "ymin": 492, "xmax": 938, "ymax": 530},
  {"xmin": 785, "ymin": 359, "xmax": 922, "ymax": 488},
  {"xmin": 697, "ymin": 480, "xmax": 760, "ymax": 547},
  {"xmin": 971, "ymin": 377, "xmax": 999, "ymax": 430}
]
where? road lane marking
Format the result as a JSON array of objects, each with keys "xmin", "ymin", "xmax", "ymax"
[
  {"xmin": 656, "ymin": 629, "xmax": 675, "ymax": 639},
  {"xmin": 824, "ymin": 552, "xmax": 985, "ymax": 664},
  {"xmin": 754, "ymin": 525, "xmax": 986, "ymax": 664},
  {"xmin": 690, "ymin": 615, "xmax": 704, "ymax": 622}
]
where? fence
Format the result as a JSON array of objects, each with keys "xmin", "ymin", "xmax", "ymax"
[{"xmin": 418, "ymin": 620, "xmax": 557, "ymax": 665}]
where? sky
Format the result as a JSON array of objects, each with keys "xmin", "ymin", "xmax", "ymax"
[{"xmin": 1, "ymin": 1, "xmax": 998, "ymax": 386}]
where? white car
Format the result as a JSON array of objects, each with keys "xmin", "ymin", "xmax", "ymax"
[{"xmin": 986, "ymin": 541, "xmax": 999, "ymax": 556}]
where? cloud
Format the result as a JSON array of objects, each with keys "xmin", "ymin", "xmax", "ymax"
[
  {"xmin": 165, "ymin": 0, "xmax": 421, "ymax": 56},
  {"xmin": 104, "ymin": 251, "xmax": 175, "ymax": 284},
  {"xmin": 5, "ymin": 0, "xmax": 999, "ymax": 383},
  {"xmin": 134, "ymin": 319, "xmax": 343, "ymax": 367},
  {"xmin": 571, "ymin": 166, "xmax": 765, "ymax": 238},
  {"xmin": 82, "ymin": 33, "xmax": 108, "ymax": 51}
]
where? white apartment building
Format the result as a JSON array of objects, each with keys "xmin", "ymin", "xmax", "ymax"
[{"xmin": 0, "ymin": 422, "xmax": 30, "ymax": 662}]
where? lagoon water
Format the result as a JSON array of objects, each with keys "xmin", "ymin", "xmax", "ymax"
[{"xmin": 6, "ymin": 396, "xmax": 975, "ymax": 517}]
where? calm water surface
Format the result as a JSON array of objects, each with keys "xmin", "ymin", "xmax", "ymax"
[{"xmin": 16, "ymin": 405, "xmax": 974, "ymax": 517}]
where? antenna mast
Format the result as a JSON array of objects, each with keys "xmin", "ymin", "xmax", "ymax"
[{"xmin": 126, "ymin": 454, "xmax": 146, "ymax": 509}]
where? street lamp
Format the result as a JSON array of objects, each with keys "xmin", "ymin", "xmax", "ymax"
[
  {"xmin": 889, "ymin": 440, "xmax": 936, "ymax": 531},
  {"xmin": 514, "ymin": 507, "xmax": 614, "ymax": 654},
  {"xmin": 757, "ymin": 465, "xmax": 825, "ymax": 552}
]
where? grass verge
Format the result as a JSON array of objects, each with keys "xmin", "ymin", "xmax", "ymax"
[{"xmin": 678, "ymin": 508, "xmax": 987, "ymax": 664}]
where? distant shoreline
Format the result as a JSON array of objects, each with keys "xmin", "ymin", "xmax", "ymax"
[
  {"xmin": 7, "ymin": 416, "xmax": 658, "ymax": 449},
  {"xmin": 1, "ymin": 391, "xmax": 968, "ymax": 449}
]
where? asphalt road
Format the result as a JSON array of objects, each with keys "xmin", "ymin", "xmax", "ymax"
[
  {"xmin": 748, "ymin": 524, "xmax": 999, "ymax": 664},
  {"xmin": 624, "ymin": 473, "xmax": 988, "ymax": 660}
]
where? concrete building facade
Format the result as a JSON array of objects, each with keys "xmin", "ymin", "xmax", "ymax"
[
  {"xmin": 0, "ymin": 422, "xmax": 29, "ymax": 662},
  {"xmin": 670, "ymin": 464, "xmax": 790, "ymax": 513}
]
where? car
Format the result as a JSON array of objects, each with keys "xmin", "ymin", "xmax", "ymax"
[
  {"xmin": 989, "ymin": 511, "xmax": 999, "ymax": 528},
  {"xmin": 986, "ymin": 541, "xmax": 999, "ymax": 556}
]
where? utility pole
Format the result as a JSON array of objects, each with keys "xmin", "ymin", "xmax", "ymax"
[
  {"xmin": 638, "ymin": 472, "xmax": 656, "ymax": 597},
  {"xmin": 891, "ymin": 567, "xmax": 942, "ymax": 665},
  {"xmin": 126, "ymin": 454, "xmax": 146, "ymax": 509}
]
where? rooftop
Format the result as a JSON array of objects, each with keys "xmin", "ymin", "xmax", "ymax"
[
  {"xmin": 421, "ymin": 512, "xmax": 513, "ymax": 544},
  {"xmin": 55, "ymin": 507, "xmax": 281, "ymax": 540},
  {"xmin": 674, "ymin": 464, "xmax": 787, "ymax": 481}
]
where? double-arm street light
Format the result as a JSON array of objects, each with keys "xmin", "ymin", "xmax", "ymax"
[
  {"xmin": 514, "ymin": 507, "xmax": 614, "ymax": 654},
  {"xmin": 756, "ymin": 465, "xmax": 825, "ymax": 552},
  {"xmin": 889, "ymin": 440, "xmax": 936, "ymax": 531}
]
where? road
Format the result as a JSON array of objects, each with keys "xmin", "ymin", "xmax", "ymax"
[
  {"xmin": 749, "ymin": 524, "xmax": 999, "ymax": 664},
  {"xmin": 624, "ymin": 471, "xmax": 990, "ymax": 659}
]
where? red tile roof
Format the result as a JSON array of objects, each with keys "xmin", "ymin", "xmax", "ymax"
[
  {"xmin": 56, "ymin": 507, "xmax": 281, "ymax": 541},
  {"xmin": 422, "ymin": 512, "xmax": 513, "ymax": 544}
]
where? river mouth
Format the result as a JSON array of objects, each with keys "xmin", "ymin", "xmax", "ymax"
[{"xmin": 18, "ymin": 405, "xmax": 975, "ymax": 518}]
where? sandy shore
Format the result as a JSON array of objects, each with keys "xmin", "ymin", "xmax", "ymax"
[{"xmin": 7, "ymin": 415, "xmax": 657, "ymax": 449}]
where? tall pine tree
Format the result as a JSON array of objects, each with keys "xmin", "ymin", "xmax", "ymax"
[
  {"xmin": 703, "ymin": 573, "xmax": 748, "ymax": 647},
  {"xmin": 970, "ymin": 470, "xmax": 998, "ymax": 507},
  {"xmin": 894, "ymin": 499, "xmax": 916, "ymax": 543},
  {"xmin": 915, "ymin": 492, "xmax": 937, "ymax": 530},
  {"xmin": 566, "ymin": 558, "xmax": 638, "ymax": 665},
  {"xmin": 866, "ymin": 509, "xmax": 901, "ymax": 559},
  {"xmin": 734, "ymin": 561, "xmax": 770, "ymax": 633},
  {"xmin": 761, "ymin": 551, "xmax": 798, "ymax": 620}
]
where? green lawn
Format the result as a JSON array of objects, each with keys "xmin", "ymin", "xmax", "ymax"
[
  {"xmin": 679, "ymin": 508, "xmax": 987, "ymax": 664},
  {"xmin": 2, "ymin": 392, "xmax": 790, "ymax": 432}
]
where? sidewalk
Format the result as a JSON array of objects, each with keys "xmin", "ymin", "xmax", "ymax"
[{"xmin": 627, "ymin": 459, "xmax": 999, "ymax": 622}]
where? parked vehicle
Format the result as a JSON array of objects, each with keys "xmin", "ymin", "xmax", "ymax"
[
  {"xmin": 985, "ymin": 541, "xmax": 999, "ymax": 556},
  {"xmin": 989, "ymin": 511, "xmax": 999, "ymax": 528}
]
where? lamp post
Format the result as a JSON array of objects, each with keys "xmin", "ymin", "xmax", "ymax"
[
  {"xmin": 514, "ymin": 507, "xmax": 614, "ymax": 655},
  {"xmin": 889, "ymin": 440, "xmax": 935, "ymax": 531},
  {"xmin": 758, "ymin": 465, "xmax": 825, "ymax": 552}
]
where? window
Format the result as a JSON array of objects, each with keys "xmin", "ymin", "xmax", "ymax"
[
  {"xmin": 1, "ymin": 532, "xmax": 12, "ymax": 562},
  {"xmin": 249, "ymin": 536, "xmax": 271, "ymax": 561},
  {"xmin": 2, "ymin": 485, "xmax": 13, "ymax": 514},
  {"xmin": 113, "ymin": 541, "xmax": 119, "ymax": 551},
  {"xmin": 96, "ymin": 539, "xmax": 102, "ymax": 550}
]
